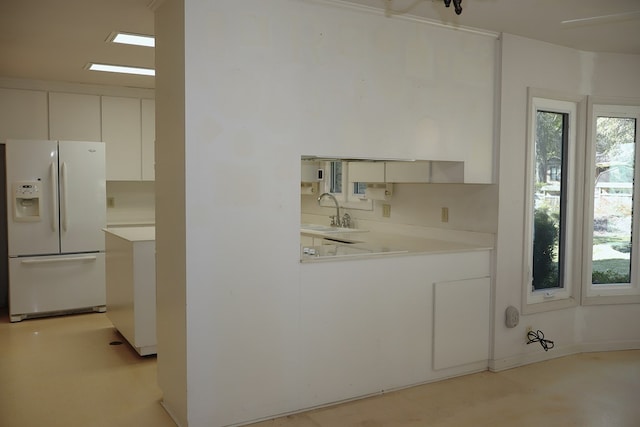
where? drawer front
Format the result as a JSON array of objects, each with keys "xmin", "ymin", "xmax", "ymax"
[{"xmin": 9, "ymin": 253, "xmax": 105, "ymax": 317}]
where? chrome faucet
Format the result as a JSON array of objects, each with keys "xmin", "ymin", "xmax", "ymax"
[{"xmin": 317, "ymin": 192, "xmax": 341, "ymax": 227}]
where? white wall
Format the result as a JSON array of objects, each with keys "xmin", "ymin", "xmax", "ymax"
[
  {"xmin": 157, "ymin": 1, "xmax": 640, "ymax": 425},
  {"xmin": 492, "ymin": 34, "xmax": 640, "ymax": 370},
  {"xmin": 155, "ymin": 0, "xmax": 188, "ymax": 425},
  {"xmin": 156, "ymin": 0, "xmax": 497, "ymax": 425}
]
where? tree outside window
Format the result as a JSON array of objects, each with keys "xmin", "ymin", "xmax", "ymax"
[
  {"xmin": 591, "ymin": 116, "xmax": 636, "ymax": 284},
  {"xmin": 532, "ymin": 110, "xmax": 568, "ymax": 290}
]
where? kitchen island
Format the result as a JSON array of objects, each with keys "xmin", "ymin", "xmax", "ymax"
[{"xmin": 104, "ymin": 226, "xmax": 156, "ymax": 356}]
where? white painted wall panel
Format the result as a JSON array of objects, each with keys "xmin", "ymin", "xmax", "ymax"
[
  {"xmin": 49, "ymin": 92, "xmax": 101, "ymax": 141},
  {"xmin": 0, "ymin": 88, "xmax": 48, "ymax": 140},
  {"xmin": 493, "ymin": 34, "xmax": 640, "ymax": 368},
  {"xmin": 433, "ymin": 277, "xmax": 491, "ymax": 370}
]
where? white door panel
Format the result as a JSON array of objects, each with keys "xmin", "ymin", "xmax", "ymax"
[
  {"xmin": 58, "ymin": 141, "xmax": 106, "ymax": 253},
  {"xmin": 5, "ymin": 140, "xmax": 60, "ymax": 256},
  {"xmin": 433, "ymin": 277, "xmax": 491, "ymax": 370},
  {"xmin": 9, "ymin": 253, "xmax": 106, "ymax": 320}
]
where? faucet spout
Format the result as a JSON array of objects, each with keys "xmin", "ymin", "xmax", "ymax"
[{"xmin": 317, "ymin": 193, "xmax": 341, "ymax": 227}]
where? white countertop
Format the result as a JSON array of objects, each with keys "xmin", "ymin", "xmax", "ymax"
[
  {"xmin": 104, "ymin": 226, "xmax": 155, "ymax": 242},
  {"xmin": 301, "ymin": 225, "xmax": 492, "ymax": 262}
]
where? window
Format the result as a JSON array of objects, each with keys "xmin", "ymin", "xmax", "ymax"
[
  {"xmin": 523, "ymin": 92, "xmax": 583, "ymax": 311},
  {"xmin": 322, "ymin": 161, "xmax": 373, "ymax": 210},
  {"xmin": 532, "ymin": 110, "xmax": 568, "ymax": 291},
  {"xmin": 584, "ymin": 103, "xmax": 640, "ymax": 303},
  {"xmin": 329, "ymin": 161, "xmax": 343, "ymax": 194},
  {"xmin": 353, "ymin": 182, "xmax": 367, "ymax": 197}
]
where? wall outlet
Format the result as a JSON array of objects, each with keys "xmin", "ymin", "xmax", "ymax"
[
  {"xmin": 525, "ymin": 326, "xmax": 533, "ymax": 339},
  {"xmin": 441, "ymin": 207, "xmax": 449, "ymax": 222},
  {"xmin": 382, "ymin": 204, "xmax": 391, "ymax": 218},
  {"xmin": 107, "ymin": 197, "xmax": 115, "ymax": 208}
]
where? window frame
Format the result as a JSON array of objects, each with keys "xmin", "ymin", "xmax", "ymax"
[
  {"xmin": 522, "ymin": 89, "xmax": 585, "ymax": 314},
  {"xmin": 582, "ymin": 99, "xmax": 640, "ymax": 305},
  {"xmin": 320, "ymin": 160, "xmax": 373, "ymax": 211}
]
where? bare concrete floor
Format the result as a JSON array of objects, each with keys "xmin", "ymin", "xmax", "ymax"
[{"xmin": 1, "ymin": 311, "xmax": 638, "ymax": 427}]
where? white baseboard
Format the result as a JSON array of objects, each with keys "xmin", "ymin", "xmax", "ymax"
[
  {"xmin": 580, "ymin": 340, "xmax": 640, "ymax": 353},
  {"xmin": 489, "ymin": 341, "xmax": 640, "ymax": 372},
  {"xmin": 160, "ymin": 401, "xmax": 185, "ymax": 427}
]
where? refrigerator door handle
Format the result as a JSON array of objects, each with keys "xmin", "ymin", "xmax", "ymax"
[
  {"xmin": 20, "ymin": 255, "xmax": 98, "ymax": 265},
  {"xmin": 61, "ymin": 162, "xmax": 68, "ymax": 231},
  {"xmin": 50, "ymin": 162, "xmax": 58, "ymax": 232}
]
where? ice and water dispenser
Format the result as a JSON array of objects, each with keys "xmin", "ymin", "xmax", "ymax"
[{"xmin": 13, "ymin": 181, "xmax": 42, "ymax": 222}]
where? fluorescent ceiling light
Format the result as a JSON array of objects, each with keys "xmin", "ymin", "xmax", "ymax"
[
  {"xmin": 110, "ymin": 32, "xmax": 155, "ymax": 47},
  {"xmin": 88, "ymin": 63, "xmax": 155, "ymax": 76}
]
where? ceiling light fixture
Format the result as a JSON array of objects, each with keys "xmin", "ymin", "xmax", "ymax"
[
  {"xmin": 87, "ymin": 63, "xmax": 155, "ymax": 76},
  {"xmin": 109, "ymin": 31, "xmax": 155, "ymax": 47},
  {"xmin": 384, "ymin": 0, "xmax": 462, "ymax": 17},
  {"xmin": 443, "ymin": 0, "xmax": 462, "ymax": 15}
]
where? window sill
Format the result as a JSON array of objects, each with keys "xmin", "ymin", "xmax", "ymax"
[
  {"xmin": 522, "ymin": 296, "xmax": 578, "ymax": 315},
  {"xmin": 582, "ymin": 294, "xmax": 640, "ymax": 306}
]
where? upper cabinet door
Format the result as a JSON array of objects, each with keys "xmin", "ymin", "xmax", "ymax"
[
  {"xmin": 141, "ymin": 99, "xmax": 155, "ymax": 181},
  {"xmin": 101, "ymin": 96, "xmax": 142, "ymax": 181},
  {"xmin": 385, "ymin": 161, "xmax": 431, "ymax": 183},
  {"xmin": 49, "ymin": 92, "xmax": 101, "ymax": 141},
  {"xmin": 0, "ymin": 88, "xmax": 48, "ymax": 141},
  {"xmin": 348, "ymin": 162, "xmax": 385, "ymax": 183}
]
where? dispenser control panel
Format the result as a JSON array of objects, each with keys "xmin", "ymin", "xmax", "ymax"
[
  {"xmin": 13, "ymin": 181, "xmax": 42, "ymax": 222},
  {"xmin": 15, "ymin": 182, "xmax": 40, "ymax": 197}
]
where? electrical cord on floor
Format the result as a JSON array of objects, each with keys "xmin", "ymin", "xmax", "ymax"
[{"xmin": 526, "ymin": 329, "xmax": 554, "ymax": 352}]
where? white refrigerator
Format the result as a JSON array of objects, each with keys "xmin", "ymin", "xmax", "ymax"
[{"xmin": 5, "ymin": 139, "xmax": 107, "ymax": 322}]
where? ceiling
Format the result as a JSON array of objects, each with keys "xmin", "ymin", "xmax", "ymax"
[{"xmin": 0, "ymin": 0, "xmax": 638, "ymax": 90}]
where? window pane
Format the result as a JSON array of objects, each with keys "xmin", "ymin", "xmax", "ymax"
[
  {"xmin": 591, "ymin": 117, "xmax": 636, "ymax": 284},
  {"xmin": 532, "ymin": 111, "xmax": 568, "ymax": 290},
  {"xmin": 330, "ymin": 161, "xmax": 342, "ymax": 194},
  {"xmin": 353, "ymin": 182, "xmax": 367, "ymax": 195}
]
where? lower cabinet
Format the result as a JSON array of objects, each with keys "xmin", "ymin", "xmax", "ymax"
[
  {"xmin": 298, "ymin": 250, "xmax": 491, "ymax": 408},
  {"xmin": 433, "ymin": 277, "xmax": 491, "ymax": 370}
]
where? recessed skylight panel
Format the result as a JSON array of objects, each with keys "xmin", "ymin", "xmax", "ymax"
[
  {"xmin": 110, "ymin": 32, "xmax": 155, "ymax": 47},
  {"xmin": 88, "ymin": 63, "xmax": 155, "ymax": 76}
]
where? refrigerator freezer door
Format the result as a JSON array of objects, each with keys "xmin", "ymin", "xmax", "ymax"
[
  {"xmin": 8, "ymin": 253, "xmax": 106, "ymax": 321},
  {"xmin": 5, "ymin": 140, "xmax": 60, "ymax": 256},
  {"xmin": 58, "ymin": 141, "xmax": 106, "ymax": 253}
]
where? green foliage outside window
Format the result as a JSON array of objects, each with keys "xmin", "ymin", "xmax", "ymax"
[{"xmin": 533, "ymin": 209, "xmax": 559, "ymax": 290}]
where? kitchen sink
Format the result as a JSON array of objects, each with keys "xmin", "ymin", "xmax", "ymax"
[
  {"xmin": 301, "ymin": 243, "xmax": 409, "ymax": 259},
  {"xmin": 300, "ymin": 223, "xmax": 368, "ymax": 234}
]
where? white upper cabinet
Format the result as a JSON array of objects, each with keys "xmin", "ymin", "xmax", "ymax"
[
  {"xmin": 385, "ymin": 161, "xmax": 431, "ymax": 183},
  {"xmin": 301, "ymin": 160, "xmax": 321, "ymax": 195},
  {"xmin": 141, "ymin": 99, "xmax": 155, "ymax": 181},
  {"xmin": 102, "ymin": 96, "xmax": 142, "ymax": 181},
  {"xmin": 301, "ymin": 161, "xmax": 322, "ymax": 183},
  {"xmin": 347, "ymin": 160, "xmax": 462, "ymax": 184},
  {"xmin": 348, "ymin": 162, "xmax": 385, "ymax": 183},
  {"xmin": 49, "ymin": 92, "xmax": 101, "ymax": 141},
  {"xmin": 0, "ymin": 88, "xmax": 48, "ymax": 140},
  {"xmin": 0, "ymin": 85, "xmax": 154, "ymax": 181}
]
